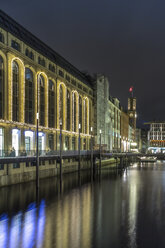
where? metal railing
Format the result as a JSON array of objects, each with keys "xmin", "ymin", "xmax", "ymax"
[{"xmin": 0, "ymin": 149, "xmax": 101, "ymax": 158}]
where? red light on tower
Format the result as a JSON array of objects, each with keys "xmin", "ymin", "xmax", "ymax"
[{"xmin": 129, "ymin": 86, "xmax": 134, "ymax": 97}]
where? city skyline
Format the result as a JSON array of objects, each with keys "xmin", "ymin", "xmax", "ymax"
[{"xmin": 1, "ymin": 1, "xmax": 165, "ymax": 124}]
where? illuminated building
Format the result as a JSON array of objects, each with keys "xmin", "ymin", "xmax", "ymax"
[
  {"xmin": 135, "ymin": 128, "xmax": 142, "ymax": 152},
  {"xmin": 120, "ymin": 109, "xmax": 129, "ymax": 152},
  {"xmin": 93, "ymin": 74, "xmax": 112, "ymax": 150},
  {"xmin": 110, "ymin": 97, "xmax": 121, "ymax": 152},
  {"xmin": 0, "ymin": 10, "xmax": 93, "ymax": 154},
  {"xmin": 93, "ymin": 74, "xmax": 121, "ymax": 151},
  {"xmin": 146, "ymin": 121, "xmax": 165, "ymax": 153},
  {"xmin": 127, "ymin": 97, "xmax": 137, "ymax": 141}
]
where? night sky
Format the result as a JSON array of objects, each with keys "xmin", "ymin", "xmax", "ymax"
[{"xmin": 1, "ymin": 0, "xmax": 165, "ymax": 126}]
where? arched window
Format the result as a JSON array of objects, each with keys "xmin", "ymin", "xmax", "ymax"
[
  {"xmin": 59, "ymin": 84, "xmax": 64, "ymax": 128},
  {"xmin": 79, "ymin": 96, "xmax": 82, "ymax": 133},
  {"xmin": 72, "ymin": 92, "xmax": 77, "ymax": 132},
  {"xmin": 0, "ymin": 56, "xmax": 4, "ymax": 118},
  {"xmin": 66, "ymin": 89, "xmax": 70, "ymax": 131},
  {"xmin": 25, "ymin": 68, "xmax": 34, "ymax": 124},
  {"xmin": 84, "ymin": 99, "xmax": 88, "ymax": 134},
  {"xmin": 48, "ymin": 80, "xmax": 55, "ymax": 128},
  {"xmin": 39, "ymin": 75, "xmax": 45, "ymax": 126},
  {"xmin": 12, "ymin": 61, "xmax": 19, "ymax": 121},
  {"xmin": 89, "ymin": 100, "xmax": 92, "ymax": 132}
]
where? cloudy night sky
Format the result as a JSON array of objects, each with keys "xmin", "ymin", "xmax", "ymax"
[{"xmin": 1, "ymin": 0, "xmax": 165, "ymax": 126}]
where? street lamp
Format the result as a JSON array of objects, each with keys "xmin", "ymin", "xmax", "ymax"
[
  {"xmin": 78, "ymin": 123, "xmax": 81, "ymax": 172},
  {"xmin": 99, "ymin": 129, "xmax": 102, "ymax": 171},
  {"xmin": 36, "ymin": 75, "xmax": 39, "ymax": 191},
  {"xmin": 60, "ymin": 121, "xmax": 62, "ymax": 179},
  {"xmin": 90, "ymin": 127, "xmax": 93, "ymax": 173}
]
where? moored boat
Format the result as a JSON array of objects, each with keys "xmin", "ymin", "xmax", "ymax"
[{"xmin": 139, "ymin": 156, "xmax": 157, "ymax": 162}]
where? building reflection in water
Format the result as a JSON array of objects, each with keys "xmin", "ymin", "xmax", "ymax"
[
  {"xmin": 0, "ymin": 214, "xmax": 8, "ymax": 248},
  {"xmin": 9, "ymin": 212, "xmax": 22, "ymax": 248},
  {"xmin": 1, "ymin": 166, "xmax": 165, "ymax": 248},
  {"xmin": 0, "ymin": 182, "xmax": 92, "ymax": 248},
  {"xmin": 0, "ymin": 201, "xmax": 45, "ymax": 248}
]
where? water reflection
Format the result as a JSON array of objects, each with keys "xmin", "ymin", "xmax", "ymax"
[
  {"xmin": 0, "ymin": 214, "xmax": 8, "ymax": 248},
  {"xmin": 1, "ymin": 163, "xmax": 165, "ymax": 247},
  {"xmin": 9, "ymin": 212, "xmax": 22, "ymax": 248}
]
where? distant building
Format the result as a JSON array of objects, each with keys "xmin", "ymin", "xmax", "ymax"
[
  {"xmin": 146, "ymin": 121, "xmax": 165, "ymax": 153},
  {"xmin": 121, "ymin": 109, "xmax": 129, "ymax": 152},
  {"xmin": 128, "ymin": 125, "xmax": 134, "ymax": 151},
  {"xmin": 135, "ymin": 128, "xmax": 142, "ymax": 152},
  {"xmin": 141, "ymin": 128, "xmax": 148, "ymax": 153},
  {"xmin": 110, "ymin": 97, "xmax": 121, "ymax": 152}
]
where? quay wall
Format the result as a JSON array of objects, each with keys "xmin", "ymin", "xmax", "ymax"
[{"xmin": 0, "ymin": 159, "xmax": 92, "ymax": 187}]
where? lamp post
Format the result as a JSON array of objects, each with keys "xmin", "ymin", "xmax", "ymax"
[
  {"xmin": 36, "ymin": 75, "xmax": 39, "ymax": 191},
  {"xmin": 99, "ymin": 129, "xmax": 102, "ymax": 171},
  {"xmin": 90, "ymin": 127, "xmax": 93, "ymax": 173},
  {"xmin": 78, "ymin": 123, "xmax": 81, "ymax": 172},
  {"xmin": 60, "ymin": 121, "xmax": 62, "ymax": 180}
]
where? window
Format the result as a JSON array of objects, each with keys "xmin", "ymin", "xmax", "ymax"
[
  {"xmin": 83, "ymin": 87, "xmax": 87, "ymax": 93},
  {"xmin": 79, "ymin": 96, "xmax": 82, "ymax": 133},
  {"xmin": 66, "ymin": 89, "xmax": 70, "ymax": 131},
  {"xmin": 0, "ymin": 128, "xmax": 4, "ymax": 157},
  {"xmin": 48, "ymin": 80, "xmax": 55, "ymax": 128},
  {"xmin": 71, "ymin": 79, "xmax": 76, "ymax": 86},
  {"xmin": 84, "ymin": 99, "xmax": 88, "ymax": 134},
  {"xmin": 49, "ymin": 64, "xmax": 55, "ymax": 72},
  {"xmin": 12, "ymin": 61, "xmax": 19, "ymax": 121},
  {"xmin": 38, "ymin": 56, "xmax": 45, "ymax": 67},
  {"xmin": 72, "ymin": 137, "xmax": 75, "ymax": 150},
  {"xmin": 65, "ymin": 136, "xmax": 69, "ymax": 150},
  {"xmin": 59, "ymin": 70, "xmax": 64, "ymax": 78},
  {"xmin": 59, "ymin": 84, "xmax": 64, "ymax": 128},
  {"xmin": 48, "ymin": 134, "xmax": 54, "ymax": 151},
  {"xmin": 25, "ymin": 48, "xmax": 34, "ymax": 60},
  {"xmin": 0, "ymin": 32, "xmax": 4, "ymax": 43},
  {"xmin": 83, "ymin": 138, "xmax": 86, "ymax": 150},
  {"xmin": 25, "ymin": 68, "xmax": 34, "ymax": 124},
  {"xmin": 78, "ymin": 84, "xmax": 82, "ymax": 89},
  {"xmin": 39, "ymin": 75, "xmax": 45, "ymax": 126},
  {"xmin": 0, "ymin": 56, "xmax": 4, "ymax": 118},
  {"xmin": 11, "ymin": 40, "xmax": 20, "ymax": 51},
  {"xmin": 72, "ymin": 92, "xmax": 77, "ymax": 132},
  {"xmin": 66, "ymin": 75, "xmax": 70, "ymax": 82}
]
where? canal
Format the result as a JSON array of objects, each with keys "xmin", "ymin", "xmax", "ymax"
[{"xmin": 0, "ymin": 161, "xmax": 165, "ymax": 248}]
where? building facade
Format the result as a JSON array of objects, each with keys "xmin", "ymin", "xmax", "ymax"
[
  {"xmin": 93, "ymin": 74, "xmax": 121, "ymax": 151},
  {"xmin": 127, "ymin": 97, "xmax": 137, "ymax": 141},
  {"xmin": 120, "ymin": 109, "xmax": 129, "ymax": 152},
  {"xmin": 146, "ymin": 121, "xmax": 165, "ymax": 153},
  {"xmin": 110, "ymin": 98, "xmax": 121, "ymax": 152},
  {"xmin": 135, "ymin": 128, "xmax": 142, "ymax": 152},
  {"xmin": 93, "ymin": 74, "xmax": 112, "ymax": 150},
  {"xmin": 0, "ymin": 10, "xmax": 94, "ymax": 156}
]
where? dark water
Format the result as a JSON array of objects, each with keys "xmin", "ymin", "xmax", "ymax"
[{"xmin": 1, "ymin": 162, "xmax": 165, "ymax": 247}]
